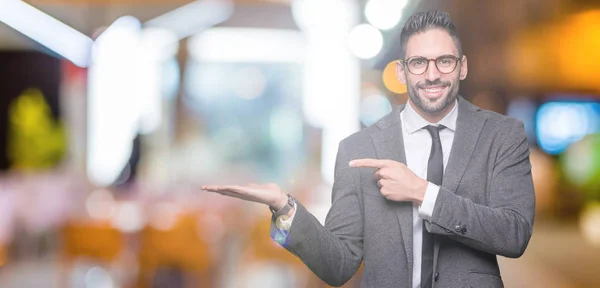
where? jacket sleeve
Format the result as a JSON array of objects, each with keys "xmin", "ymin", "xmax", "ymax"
[
  {"xmin": 270, "ymin": 140, "xmax": 364, "ymax": 287},
  {"xmin": 427, "ymin": 120, "xmax": 535, "ymax": 258}
]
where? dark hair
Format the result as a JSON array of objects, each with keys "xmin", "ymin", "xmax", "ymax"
[{"xmin": 399, "ymin": 10, "xmax": 462, "ymax": 59}]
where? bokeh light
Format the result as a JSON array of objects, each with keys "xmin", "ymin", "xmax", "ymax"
[
  {"xmin": 348, "ymin": 24, "xmax": 383, "ymax": 59},
  {"xmin": 148, "ymin": 202, "xmax": 181, "ymax": 231},
  {"xmin": 110, "ymin": 202, "xmax": 144, "ymax": 233},
  {"xmin": 360, "ymin": 94, "xmax": 392, "ymax": 126},
  {"xmin": 561, "ymin": 133, "xmax": 600, "ymax": 200},
  {"xmin": 85, "ymin": 189, "xmax": 116, "ymax": 220},
  {"xmin": 536, "ymin": 102, "xmax": 600, "ymax": 155},
  {"xmin": 580, "ymin": 202, "xmax": 600, "ymax": 247},
  {"xmin": 382, "ymin": 61, "xmax": 407, "ymax": 94},
  {"xmin": 84, "ymin": 266, "xmax": 115, "ymax": 288},
  {"xmin": 365, "ymin": 0, "xmax": 408, "ymax": 30}
]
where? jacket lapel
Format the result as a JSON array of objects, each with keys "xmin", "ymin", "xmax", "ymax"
[
  {"xmin": 433, "ymin": 96, "xmax": 487, "ymax": 275},
  {"xmin": 441, "ymin": 96, "xmax": 486, "ymax": 196},
  {"xmin": 370, "ymin": 104, "xmax": 413, "ymax": 282}
]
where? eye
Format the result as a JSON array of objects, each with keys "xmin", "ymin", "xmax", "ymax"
[
  {"xmin": 437, "ymin": 56, "xmax": 456, "ymax": 66},
  {"xmin": 409, "ymin": 58, "xmax": 426, "ymax": 67}
]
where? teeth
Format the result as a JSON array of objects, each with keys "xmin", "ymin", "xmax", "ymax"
[{"xmin": 424, "ymin": 87, "xmax": 443, "ymax": 93}]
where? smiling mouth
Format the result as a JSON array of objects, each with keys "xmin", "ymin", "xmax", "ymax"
[
  {"xmin": 420, "ymin": 85, "xmax": 447, "ymax": 97},
  {"xmin": 423, "ymin": 87, "xmax": 444, "ymax": 93}
]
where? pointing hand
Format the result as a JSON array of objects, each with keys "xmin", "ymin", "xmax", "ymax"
[{"xmin": 349, "ymin": 159, "xmax": 428, "ymax": 204}]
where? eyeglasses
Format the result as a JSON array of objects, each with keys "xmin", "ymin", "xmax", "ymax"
[{"xmin": 398, "ymin": 55, "xmax": 462, "ymax": 75}]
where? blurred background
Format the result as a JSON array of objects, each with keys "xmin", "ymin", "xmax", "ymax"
[{"xmin": 0, "ymin": 0, "xmax": 599, "ymax": 287}]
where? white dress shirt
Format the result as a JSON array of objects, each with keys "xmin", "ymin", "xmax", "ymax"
[
  {"xmin": 403, "ymin": 100, "xmax": 457, "ymax": 288},
  {"xmin": 279, "ymin": 99, "xmax": 458, "ymax": 288}
]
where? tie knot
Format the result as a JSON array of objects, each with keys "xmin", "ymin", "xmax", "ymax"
[{"xmin": 424, "ymin": 125, "xmax": 444, "ymax": 139}]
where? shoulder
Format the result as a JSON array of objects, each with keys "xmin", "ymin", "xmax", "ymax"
[
  {"xmin": 458, "ymin": 96, "xmax": 521, "ymax": 128},
  {"xmin": 337, "ymin": 126, "xmax": 377, "ymax": 155},
  {"xmin": 481, "ymin": 109, "xmax": 524, "ymax": 131},
  {"xmin": 467, "ymin": 101, "xmax": 527, "ymax": 143}
]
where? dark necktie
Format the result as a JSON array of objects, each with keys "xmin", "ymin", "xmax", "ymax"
[{"xmin": 421, "ymin": 125, "xmax": 444, "ymax": 288}]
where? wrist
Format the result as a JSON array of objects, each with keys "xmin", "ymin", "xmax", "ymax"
[
  {"xmin": 415, "ymin": 179, "xmax": 428, "ymax": 205},
  {"xmin": 270, "ymin": 193, "xmax": 296, "ymax": 218},
  {"xmin": 270, "ymin": 192, "xmax": 289, "ymax": 210}
]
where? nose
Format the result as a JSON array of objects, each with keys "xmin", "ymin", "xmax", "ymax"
[{"xmin": 425, "ymin": 59, "xmax": 441, "ymax": 81}]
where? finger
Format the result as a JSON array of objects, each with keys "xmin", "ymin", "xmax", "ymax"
[
  {"xmin": 373, "ymin": 170, "xmax": 381, "ymax": 180},
  {"xmin": 372, "ymin": 168, "xmax": 387, "ymax": 180},
  {"xmin": 202, "ymin": 185, "xmax": 246, "ymax": 194},
  {"xmin": 377, "ymin": 179, "xmax": 383, "ymax": 188},
  {"xmin": 203, "ymin": 187, "xmax": 231, "ymax": 195},
  {"xmin": 216, "ymin": 185, "xmax": 247, "ymax": 192},
  {"xmin": 202, "ymin": 185, "xmax": 227, "ymax": 192},
  {"xmin": 349, "ymin": 159, "xmax": 388, "ymax": 169},
  {"xmin": 380, "ymin": 187, "xmax": 390, "ymax": 199},
  {"xmin": 379, "ymin": 168, "xmax": 391, "ymax": 179},
  {"xmin": 202, "ymin": 185, "xmax": 221, "ymax": 191}
]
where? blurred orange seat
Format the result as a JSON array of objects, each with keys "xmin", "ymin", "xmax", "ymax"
[
  {"xmin": 61, "ymin": 221, "xmax": 123, "ymax": 263},
  {"xmin": 60, "ymin": 221, "xmax": 125, "ymax": 288},
  {"xmin": 139, "ymin": 214, "xmax": 210, "ymax": 271},
  {"xmin": 137, "ymin": 213, "xmax": 215, "ymax": 287},
  {"xmin": 245, "ymin": 215, "xmax": 304, "ymax": 267}
]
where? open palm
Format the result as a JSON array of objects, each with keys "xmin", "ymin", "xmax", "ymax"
[{"xmin": 201, "ymin": 183, "xmax": 286, "ymax": 208}]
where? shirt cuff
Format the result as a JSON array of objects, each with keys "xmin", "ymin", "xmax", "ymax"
[
  {"xmin": 276, "ymin": 202, "xmax": 297, "ymax": 231},
  {"xmin": 418, "ymin": 182, "xmax": 440, "ymax": 221}
]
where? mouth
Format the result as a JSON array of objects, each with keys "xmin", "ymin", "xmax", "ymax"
[{"xmin": 419, "ymin": 85, "xmax": 448, "ymax": 100}]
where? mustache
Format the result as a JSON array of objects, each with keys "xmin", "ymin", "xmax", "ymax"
[{"xmin": 417, "ymin": 80, "xmax": 450, "ymax": 89}]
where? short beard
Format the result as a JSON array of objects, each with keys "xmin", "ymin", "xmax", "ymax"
[{"xmin": 407, "ymin": 78, "xmax": 458, "ymax": 114}]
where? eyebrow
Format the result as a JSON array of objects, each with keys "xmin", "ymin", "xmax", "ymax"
[{"xmin": 405, "ymin": 54, "xmax": 458, "ymax": 59}]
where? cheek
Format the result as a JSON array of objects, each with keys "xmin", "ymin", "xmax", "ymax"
[
  {"xmin": 406, "ymin": 76, "xmax": 421, "ymax": 87},
  {"xmin": 443, "ymin": 73, "xmax": 461, "ymax": 86}
]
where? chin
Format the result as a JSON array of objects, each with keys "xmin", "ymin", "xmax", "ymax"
[{"xmin": 417, "ymin": 92, "xmax": 452, "ymax": 114}]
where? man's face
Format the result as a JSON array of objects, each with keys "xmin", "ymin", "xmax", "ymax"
[{"xmin": 396, "ymin": 28, "xmax": 468, "ymax": 114}]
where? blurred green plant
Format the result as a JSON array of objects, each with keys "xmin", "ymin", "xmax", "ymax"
[
  {"xmin": 561, "ymin": 133, "xmax": 600, "ymax": 201},
  {"xmin": 7, "ymin": 88, "xmax": 66, "ymax": 171}
]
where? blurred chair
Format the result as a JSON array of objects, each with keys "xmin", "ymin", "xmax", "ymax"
[
  {"xmin": 60, "ymin": 221, "xmax": 124, "ymax": 287},
  {"xmin": 136, "ymin": 213, "xmax": 216, "ymax": 288},
  {"xmin": 236, "ymin": 212, "xmax": 325, "ymax": 288}
]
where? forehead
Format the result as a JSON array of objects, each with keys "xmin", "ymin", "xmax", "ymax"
[{"xmin": 405, "ymin": 28, "xmax": 459, "ymax": 59}]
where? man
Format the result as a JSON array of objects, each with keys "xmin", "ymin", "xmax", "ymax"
[{"xmin": 203, "ymin": 10, "xmax": 535, "ymax": 288}]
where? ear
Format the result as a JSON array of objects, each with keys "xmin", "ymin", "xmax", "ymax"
[
  {"xmin": 395, "ymin": 61, "xmax": 407, "ymax": 85},
  {"xmin": 459, "ymin": 55, "xmax": 468, "ymax": 80}
]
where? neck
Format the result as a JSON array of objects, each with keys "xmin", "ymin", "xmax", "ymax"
[{"xmin": 408, "ymin": 99, "xmax": 456, "ymax": 123}]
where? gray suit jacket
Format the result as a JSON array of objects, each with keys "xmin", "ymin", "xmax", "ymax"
[{"xmin": 270, "ymin": 96, "xmax": 535, "ymax": 288}]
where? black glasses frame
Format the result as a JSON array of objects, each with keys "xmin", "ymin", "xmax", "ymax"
[{"xmin": 398, "ymin": 55, "xmax": 462, "ymax": 75}]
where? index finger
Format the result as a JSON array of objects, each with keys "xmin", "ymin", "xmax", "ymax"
[{"xmin": 349, "ymin": 159, "xmax": 389, "ymax": 169}]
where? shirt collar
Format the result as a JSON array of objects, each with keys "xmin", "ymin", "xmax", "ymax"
[{"xmin": 401, "ymin": 98, "xmax": 458, "ymax": 134}]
